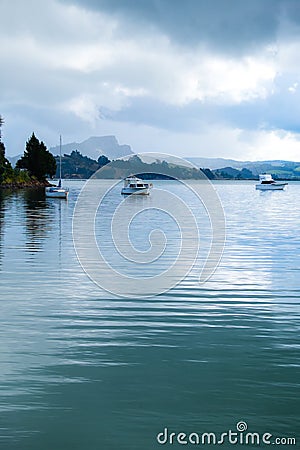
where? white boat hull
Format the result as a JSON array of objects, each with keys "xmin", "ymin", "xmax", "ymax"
[
  {"xmin": 121, "ymin": 187, "xmax": 150, "ymax": 195},
  {"xmin": 45, "ymin": 187, "xmax": 68, "ymax": 198},
  {"xmin": 256, "ymin": 183, "xmax": 287, "ymax": 190},
  {"xmin": 46, "ymin": 137, "xmax": 69, "ymax": 199}
]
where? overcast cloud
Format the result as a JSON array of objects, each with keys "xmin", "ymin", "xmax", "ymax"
[{"xmin": 1, "ymin": 0, "xmax": 300, "ymax": 160}]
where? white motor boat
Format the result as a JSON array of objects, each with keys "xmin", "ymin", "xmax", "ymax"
[
  {"xmin": 255, "ymin": 174, "xmax": 288, "ymax": 190},
  {"xmin": 45, "ymin": 135, "xmax": 69, "ymax": 199},
  {"xmin": 121, "ymin": 176, "xmax": 153, "ymax": 195}
]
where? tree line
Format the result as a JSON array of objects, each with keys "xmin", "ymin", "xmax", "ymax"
[
  {"xmin": 0, "ymin": 115, "xmax": 216, "ymax": 184},
  {"xmin": 0, "ymin": 115, "xmax": 56, "ymax": 186}
]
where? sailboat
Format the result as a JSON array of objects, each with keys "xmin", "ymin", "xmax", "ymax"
[{"xmin": 45, "ymin": 136, "xmax": 69, "ymax": 199}]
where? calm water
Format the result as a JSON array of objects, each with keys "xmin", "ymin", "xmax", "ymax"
[{"xmin": 0, "ymin": 180, "xmax": 299, "ymax": 449}]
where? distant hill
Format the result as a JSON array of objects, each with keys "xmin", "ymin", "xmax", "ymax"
[
  {"xmin": 188, "ymin": 157, "xmax": 299, "ymax": 171},
  {"xmin": 188, "ymin": 157, "xmax": 300, "ymax": 179},
  {"xmin": 54, "ymin": 152, "xmax": 216, "ymax": 180},
  {"xmin": 91, "ymin": 155, "xmax": 215, "ymax": 180},
  {"xmin": 187, "ymin": 157, "xmax": 249, "ymax": 170},
  {"xmin": 8, "ymin": 141, "xmax": 300, "ymax": 180},
  {"xmin": 49, "ymin": 135, "xmax": 133, "ymax": 160},
  {"xmin": 7, "ymin": 154, "xmax": 22, "ymax": 167}
]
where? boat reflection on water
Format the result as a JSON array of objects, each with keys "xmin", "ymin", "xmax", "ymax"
[{"xmin": 23, "ymin": 188, "xmax": 54, "ymax": 252}]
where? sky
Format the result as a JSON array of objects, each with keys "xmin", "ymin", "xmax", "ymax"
[{"xmin": 1, "ymin": 0, "xmax": 300, "ymax": 161}]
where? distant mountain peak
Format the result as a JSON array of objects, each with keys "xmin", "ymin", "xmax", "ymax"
[
  {"xmin": 84, "ymin": 135, "xmax": 118, "ymax": 144},
  {"xmin": 49, "ymin": 135, "xmax": 133, "ymax": 160}
]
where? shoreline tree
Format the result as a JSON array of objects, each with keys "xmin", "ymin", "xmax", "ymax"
[
  {"xmin": 0, "ymin": 115, "xmax": 4, "ymax": 141},
  {"xmin": 0, "ymin": 115, "xmax": 14, "ymax": 184},
  {"xmin": 16, "ymin": 133, "xmax": 56, "ymax": 181}
]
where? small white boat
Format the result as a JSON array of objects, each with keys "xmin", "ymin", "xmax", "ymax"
[
  {"xmin": 121, "ymin": 176, "xmax": 153, "ymax": 195},
  {"xmin": 45, "ymin": 180, "xmax": 69, "ymax": 198},
  {"xmin": 45, "ymin": 135, "xmax": 69, "ymax": 199},
  {"xmin": 256, "ymin": 174, "xmax": 288, "ymax": 190}
]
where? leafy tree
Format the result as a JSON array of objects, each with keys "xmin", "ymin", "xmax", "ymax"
[
  {"xmin": 239, "ymin": 168, "xmax": 254, "ymax": 179},
  {"xmin": 0, "ymin": 141, "xmax": 12, "ymax": 183},
  {"xmin": 201, "ymin": 168, "xmax": 215, "ymax": 180},
  {"xmin": 0, "ymin": 115, "xmax": 4, "ymax": 157},
  {"xmin": 59, "ymin": 150, "xmax": 100, "ymax": 178},
  {"xmin": 0, "ymin": 116, "xmax": 14, "ymax": 184},
  {"xmin": 0, "ymin": 115, "xmax": 4, "ymax": 142},
  {"xmin": 0, "ymin": 141, "xmax": 5, "ymax": 162},
  {"xmin": 16, "ymin": 133, "xmax": 56, "ymax": 180},
  {"xmin": 97, "ymin": 154, "xmax": 110, "ymax": 167}
]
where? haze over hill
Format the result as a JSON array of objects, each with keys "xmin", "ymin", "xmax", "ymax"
[
  {"xmin": 188, "ymin": 157, "xmax": 300, "ymax": 176},
  {"xmin": 7, "ymin": 135, "xmax": 300, "ymax": 179},
  {"xmin": 50, "ymin": 136, "xmax": 133, "ymax": 160},
  {"xmin": 187, "ymin": 157, "xmax": 249, "ymax": 170}
]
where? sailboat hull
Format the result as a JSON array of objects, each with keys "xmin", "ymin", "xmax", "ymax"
[
  {"xmin": 45, "ymin": 187, "xmax": 68, "ymax": 198},
  {"xmin": 45, "ymin": 135, "xmax": 69, "ymax": 199}
]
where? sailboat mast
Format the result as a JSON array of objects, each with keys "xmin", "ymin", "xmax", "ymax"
[{"xmin": 59, "ymin": 135, "xmax": 62, "ymax": 180}]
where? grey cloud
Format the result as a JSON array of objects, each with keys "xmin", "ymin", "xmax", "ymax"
[
  {"xmin": 100, "ymin": 97, "xmax": 217, "ymax": 132},
  {"xmin": 99, "ymin": 79, "xmax": 300, "ymax": 137},
  {"xmin": 60, "ymin": 0, "xmax": 285, "ymax": 53},
  {"xmin": 3, "ymin": 0, "xmax": 300, "ymax": 160},
  {"xmin": 0, "ymin": 0, "xmax": 106, "ymax": 46}
]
